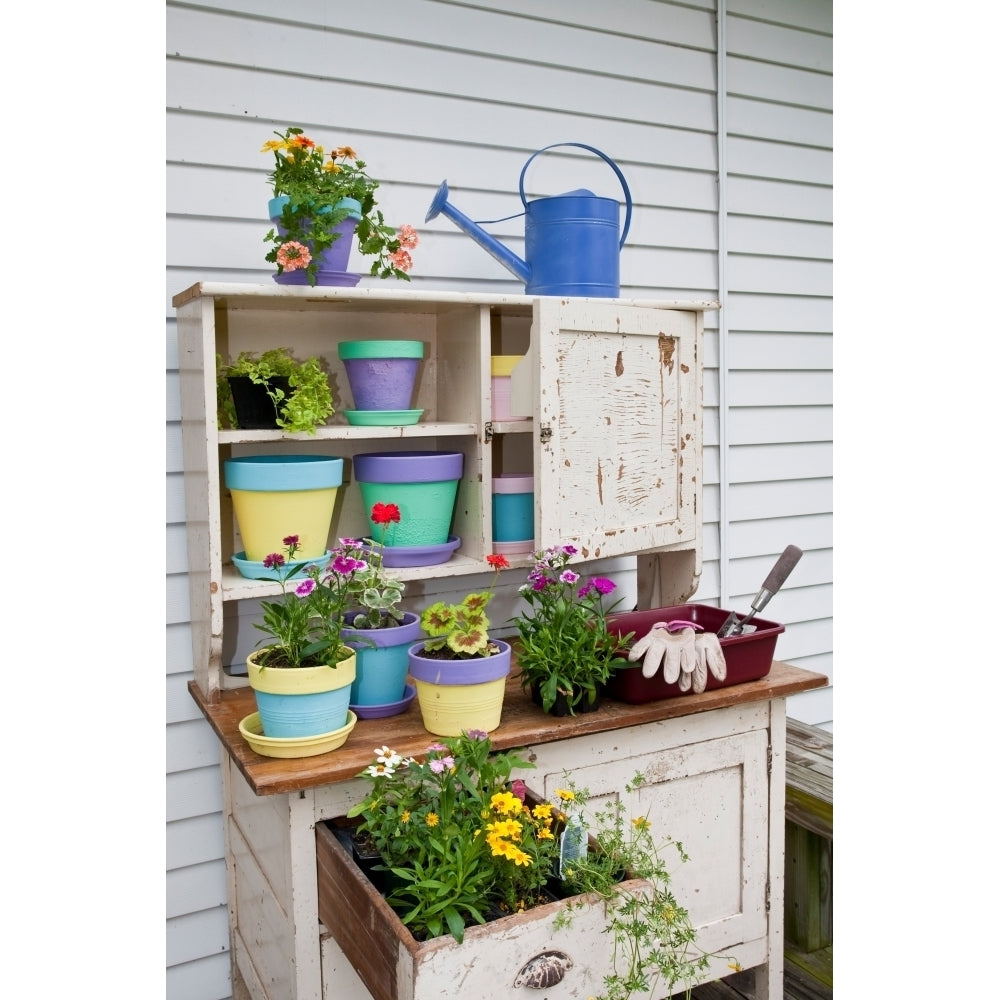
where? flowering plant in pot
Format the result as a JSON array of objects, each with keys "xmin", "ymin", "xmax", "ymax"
[
  {"xmin": 338, "ymin": 502, "xmax": 421, "ymax": 712},
  {"xmin": 416, "ymin": 553, "xmax": 510, "ymax": 659},
  {"xmin": 409, "ymin": 554, "xmax": 512, "ymax": 735},
  {"xmin": 509, "ymin": 545, "xmax": 634, "ymax": 715},
  {"xmin": 341, "ymin": 735, "xmax": 734, "ymax": 995},
  {"xmin": 262, "ymin": 126, "xmax": 419, "ymax": 286},
  {"xmin": 217, "ymin": 348, "xmax": 334, "ymax": 434}
]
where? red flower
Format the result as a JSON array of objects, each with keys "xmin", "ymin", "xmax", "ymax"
[
  {"xmin": 486, "ymin": 553, "xmax": 510, "ymax": 570},
  {"xmin": 371, "ymin": 502, "xmax": 401, "ymax": 526}
]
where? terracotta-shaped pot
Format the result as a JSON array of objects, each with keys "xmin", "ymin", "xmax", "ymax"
[
  {"xmin": 407, "ymin": 639, "xmax": 511, "ymax": 736},
  {"xmin": 341, "ymin": 611, "xmax": 421, "ymax": 708},
  {"xmin": 338, "ymin": 340, "xmax": 424, "ymax": 411},
  {"xmin": 246, "ymin": 648, "xmax": 356, "ymax": 738}
]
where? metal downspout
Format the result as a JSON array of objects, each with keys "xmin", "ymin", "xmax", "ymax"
[{"xmin": 716, "ymin": 0, "xmax": 732, "ymax": 608}]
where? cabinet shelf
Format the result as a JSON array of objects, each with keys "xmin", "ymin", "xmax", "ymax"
[{"xmin": 176, "ymin": 282, "xmax": 710, "ymax": 700}]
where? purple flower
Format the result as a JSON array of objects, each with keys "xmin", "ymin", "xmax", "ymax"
[
  {"xmin": 429, "ymin": 755, "xmax": 454, "ymax": 773},
  {"xmin": 592, "ymin": 577, "xmax": 616, "ymax": 596},
  {"xmin": 466, "ymin": 729, "xmax": 488, "ymax": 740},
  {"xmin": 560, "ymin": 570, "xmax": 579, "ymax": 585},
  {"xmin": 295, "ymin": 578, "xmax": 316, "ymax": 597},
  {"xmin": 562, "ymin": 545, "xmax": 578, "ymax": 555}
]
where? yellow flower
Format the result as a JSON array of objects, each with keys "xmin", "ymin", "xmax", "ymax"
[
  {"xmin": 532, "ymin": 803, "xmax": 553, "ymax": 819},
  {"xmin": 425, "ymin": 812, "xmax": 439, "ymax": 827},
  {"xmin": 490, "ymin": 791, "xmax": 522, "ymax": 815},
  {"xmin": 728, "ymin": 962, "xmax": 743, "ymax": 972},
  {"xmin": 632, "ymin": 816, "xmax": 651, "ymax": 832},
  {"xmin": 260, "ymin": 139, "xmax": 284, "ymax": 152},
  {"xmin": 556, "ymin": 788, "xmax": 575, "ymax": 802},
  {"xmin": 401, "ymin": 810, "xmax": 410, "ymax": 823}
]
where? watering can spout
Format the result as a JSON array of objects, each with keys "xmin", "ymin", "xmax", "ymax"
[{"xmin": 425, "ymin": 180, "xmax": 531, "ymax": 283}]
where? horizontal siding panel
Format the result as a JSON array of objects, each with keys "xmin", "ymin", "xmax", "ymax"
[
  {"xmin": 450, "ymin": 0, "xmax": 718, "ymax": 48},
  {"xmin": 727, "ymin": 135, "xmax": 831, "ymax": 185},
  {"xmin": 167, "ymin": 717, "xmax": 224, "ymax": 774},
  {"xmin": 728, "ymin": 216, "xmax": 832, "ymax": 259},
  {"xmin": 727, "ymin": 15, "xmax": 832, "ymax": 72},
  {"xmin": 727, "ymin": 96, "xmax": 832, "ymax": 148},
  {"xmin": 728, "ymin": 441, "xmax": 832, "ymax": 482},
  {"xmin": 728, "ymin": 370, "xmax": 832, "ymax": 406},
  {"xmin": 728, "ymin": 0, "xmax": 832, "ymax": 35},
  {"xmin": 167, "ymin": 906, "xmax": 232, "ymax": 969},
  {"xmin": 726, "ymin": 55, "xmax": 832, "ymax": 109},
  {"xmin": 727, "ymin": 331, "xmax": 831, "ymax": 369},
  {"xmin": 169, "ymin": 1, "xmax": 719, "ymax": 91},
  {"xmin": 725, "ymin": 293, "xmax": 832, "ymax": 332},
  {"xmin": 168, "ymin": 767, "xmax": 225, "ymax": 822},
  {"xmin": 787, "ymin": 683, "xmax": 833, "ymax": 727},
  {"xmin": 168, "ymin": 571, "xmax": 191, "ymax": 626},
  {"xmin": 727, "ymin": 405, "xmax": 832, "ymax": 444},
  {"xmin": 773, "ymin": 616, "xmax": 831, "ymax": 662},
  {"xmin": 727, "ymin": 176, "xmax": 832, "ymax": 222},
  {"xmin": 168, "ymin": 669, "xmax": 203, "ymax": 725},
  {"xmin": 167, "ymin": 811, "xmax": 227, "ymax": 871},
  {"xmin": 168, "ymin": 622, "xmax": 195, "ymax": 676},
  {"xmin": 166, "ymin": 69, "xmax": 719, "ymax": 174},
  {"xmin": 728, "ymin": 254, "xmax": 831, "ymax": 296},
  {"xmin": 728, "ymin": 513, "xmax": 832, "ymax": 555},
  {"xmin": 728, "ymin": 477, "xmax": 832, "ymax": 520},
  {"xmin": 166, "ymin": 951, "xmax": 233, "ymax": 1000},
  {"xmin": 167, "ymin": 524, "xmax": 187, "ymax": 574},
  {"xmin": 167, "ymin": 859, "xmax": 229, "ymax": 920}
]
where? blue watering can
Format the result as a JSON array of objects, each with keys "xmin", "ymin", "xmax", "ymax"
[{"xmin": 425, "ymin": 142, "xmax": 632, "ymax": 298}]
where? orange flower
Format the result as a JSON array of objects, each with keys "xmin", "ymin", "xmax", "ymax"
[{"xmin": 275, "ymin": 241, "xmax": 312, "ymax": 271}]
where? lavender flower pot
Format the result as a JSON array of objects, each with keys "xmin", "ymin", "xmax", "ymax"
[
  {"xmin": 269, "ymin": 196, "xmax": 362, "ymax": 286},
  {"xmin": 338, "ymin": 340, "xmax": 425, "ymax": 411}
]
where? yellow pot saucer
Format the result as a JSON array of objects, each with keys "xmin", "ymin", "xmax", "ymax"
[{"xmin": 239, "ymin": 710, "xmax": 357, "ymax": 759}]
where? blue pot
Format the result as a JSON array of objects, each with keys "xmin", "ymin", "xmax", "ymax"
[{"xmin": 342, "ymin": 611, "xmax": 422, "ymax": 706}]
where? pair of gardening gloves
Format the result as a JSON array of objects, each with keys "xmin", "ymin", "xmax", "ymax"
[{"xmin": 627, "ymin": 621, "xmax": 727, "ymax": 694}]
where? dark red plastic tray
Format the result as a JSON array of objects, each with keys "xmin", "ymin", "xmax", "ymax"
[{"xmin": 604, "ymin": 604, "xmax": 784, "ymax": 704}]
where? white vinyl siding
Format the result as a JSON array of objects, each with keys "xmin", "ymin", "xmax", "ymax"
[{"xmin": 165, "ymin": 2, "xmax": 832, "ymax": 997}]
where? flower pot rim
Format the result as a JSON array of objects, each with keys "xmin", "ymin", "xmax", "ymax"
[
  {"xmin": 224, "ymin": 454, "xmax": 344, "ymax": 491},
  {"xmin": 353, "ymin": 450, "xmax": 463, "ymax": 484},
  {"xmin": 408, "ymin": 638, "xmax": 511, "ymax": 685},
  {"xmin": 338, "ymin": 339, "xmax": 425, "ymax": 360},
  {"xmin": 268, "ymin": 194, "xmax": 363, "ymax": 221}
]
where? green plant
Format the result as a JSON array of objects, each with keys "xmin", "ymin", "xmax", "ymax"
[
  {"xmin": 262, "ymin": 126, "xmax": 419, "ymax": 286},
  {"xmin": 217, "ymin": 347, "xmax": 334, "ymax": 434},
  {"xmin": 345, "ymin": 731, "xmax": 556, "ymax": 942},
  {"xmin": 555, "ymin": 773, "xmax": 741, "ymax": 1000},
  {"xmin": 509, "ymin": 545, "xmax": 634, "ymax": 713},
  {"xmin": 253, "ymin": 534, "xmax": 378, "ymax": 669},
  {"xmin": 417, "ymin": 553, "xmax": 510, "ymax": 657}
]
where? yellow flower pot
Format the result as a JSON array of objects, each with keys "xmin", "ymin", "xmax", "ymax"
[
  {"xmin": 224, "ymin": 455, "xmax": 343, "ymax": 561},
  {"xmin": 408, "ymin": 640, "xmax": 511, "ymax": 736},
  {"xmin": 246, "ymin": 649, "xmax": 356, "ymax": 739}
]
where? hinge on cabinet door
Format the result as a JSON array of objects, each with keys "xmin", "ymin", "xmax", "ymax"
[
  {"xmin": 539, "ymin": 423, "xmax": 552, "ymax": 444},
  {"xmin": 484, "ymin": 421, "xmax": 494, "ymax": 443}
]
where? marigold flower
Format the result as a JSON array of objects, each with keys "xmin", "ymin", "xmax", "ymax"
[
  {"xmin": 334, "ymin": 145, "xmax": 357, "ymax": 159},
  {"xmin": 556, "ymin": 789, "xmax": 576, "ymax": 802},
  {"xmin": 290, "ymin": 134, "xmax": 316, "ymax": 149},
  {"xmin": 425, "ymin": 812, "xmax": 439, "ymax": 827}
]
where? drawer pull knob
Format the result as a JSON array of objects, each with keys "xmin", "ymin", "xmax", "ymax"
[{"xmin": 514, "ymin": 950, "xmax": 573, "ymax": 988}]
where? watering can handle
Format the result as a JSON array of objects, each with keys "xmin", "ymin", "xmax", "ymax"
[{"xmin": 518, "ymin": 143, "xmax": 632, "ymax": 248}]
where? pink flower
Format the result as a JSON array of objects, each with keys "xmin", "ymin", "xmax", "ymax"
[
  {"xmin": 276, "ymin": 241, "xmax": 312, "ymax": 271},
  {"xmin": 397, "ymin": 225, "xmax": 419, "ymax": 249},
  {"xmin": 511, "ymin": 779, "xmax": 527, "ymax": 801},
  {"xmin": 295, "ymin": 578, "xmax": 316, "ymax": 597},
  {"xmin": 389, "ymin": 249, "xmax": 413, "ymax": 272}
]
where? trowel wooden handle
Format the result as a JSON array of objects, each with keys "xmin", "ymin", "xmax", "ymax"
[{"xmin": 752, "ymin": 545, "xmax": 803, "ymax": 612}]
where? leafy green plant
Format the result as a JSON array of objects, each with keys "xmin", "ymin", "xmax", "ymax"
[
  {"xmin": 339, "ymin": 502, "xmax": 407, "ymax": 630},
  {"xmin": 509, "ymin": 545, "xmax": 634, "ymax": 713},
  {"xmin": 417, "ymin": 554, "xmax": 510, "ymax": 657},
  {"xmin": 217, "ymin": 347, "xmax": 334, "ymax": 435},
  {"xmin": 346, "ymin": 731, "xmax": 542, "ymax": 942},
  {"xmin": 555, "ymin": 773, "xmax": 742, "ymax": 1000},
  {"xmin": 262, "ymin": 126, "xmax": 419, "ymax": 286}
]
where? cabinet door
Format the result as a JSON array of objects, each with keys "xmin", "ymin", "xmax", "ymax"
[
  {"xmin": 538, "ymin": 729, "xmax": 770, "ymax": 957},
  {"xmin": 528, "ymin": 299, "xmax": 701, "ymax": 561}
]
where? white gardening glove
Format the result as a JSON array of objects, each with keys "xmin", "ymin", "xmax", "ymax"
[
  {"xmin": 628, "ymin": 623, "xmax": 697, "ymax": 683},
  {"xmin": 693, "ymin": 632, "xmax": 727, "ymax": 691}
]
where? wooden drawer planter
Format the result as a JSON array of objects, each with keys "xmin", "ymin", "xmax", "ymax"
[{"xmin": 315, "ymin": 819, "xmax": 650, "ymax": 1000}]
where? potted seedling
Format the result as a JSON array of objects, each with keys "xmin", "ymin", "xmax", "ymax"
[{"xmin": 217, "ymin": 347, "xmax": 334, "ymax": 434}]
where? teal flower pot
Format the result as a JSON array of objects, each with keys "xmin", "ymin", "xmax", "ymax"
[
  {"xmin": 353, "ymin": 451, "xmax": 463, "ymax": 548},
  {"xmin": 342, "ymin": 611, "xmax": 422, "ymax": 708}
]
